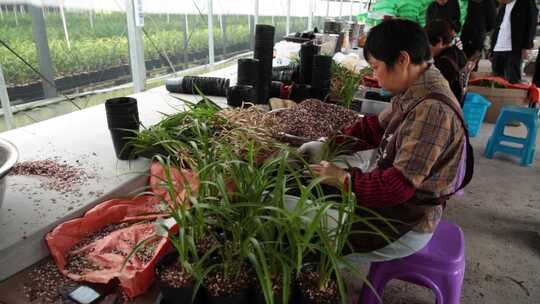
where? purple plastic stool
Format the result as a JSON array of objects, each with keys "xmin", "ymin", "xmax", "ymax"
[{"xmin": 360, "ymin": 220, "xmax": 465, "ymax": 304}]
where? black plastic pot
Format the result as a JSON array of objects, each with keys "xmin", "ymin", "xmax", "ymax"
[
  {"xmin": 156, "ymin": 251, "xmax": 203, "ymax": 304},
  {"xmin": 105, "ymin": 97, "xmax": 138, "ymax": 115},
  {"xmin": 270, "ymin": 81, "xmax": 283, "ymax": 99},
  {"xmin": 271, "ymin": 68, "xmax": 298, "ymax": 84},
  {"xmin": 105, "ymin": 97, "xmax": 139, "ymax": 160},
  {"xmin": 237, "ymin": 58, "xmax": 259, "ymax": 101},
  {"xmin": 107, "ymin": 118, "xmax": 139, "ymax": 131},
  {"xmin": 254, "ymin": 24, "xmax": 275, "ymax": 104},
  {"xmin": 299, "ymin": 42, "xmax": 319, "ymax": 85},
  {"xmin": 227, "ymin": 85, "xmax": 255, "ymax": 107},
  {"xmin": 166, "ymin": 76, "xmax": 230, "ymax": 97},
  {"xmin": 109, "ymin": 128, "xmax": 137, "ymax": 160},
  {"xmin": 323, "ymin": 20, "xmax": 342, "ymax": 34},
  {"xmin": 311, "ymin": 55, "xmax": 333, "ymax": 100},
  {"xmin": 252, "ymin": 290, "xmax": 285, "ymax": 304},
  {"xmin": 255, "ymin": 24, "xmax": 275, "ymax": 39},
  {"xmin": 205, "ymin": 288, "xmax": 250, "ymax": 304},
  {"xmin": 290, "ymin": 84, "xmax": 312, "ymax": 102}
]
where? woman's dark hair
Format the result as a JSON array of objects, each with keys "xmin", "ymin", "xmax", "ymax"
[
  {"xmin": 363, "ymin": 19, "xmax": 432, "ymax": 69},
  {"xmin": 425, "ymin": 19, "xmax": 454, "ymax": 46}
]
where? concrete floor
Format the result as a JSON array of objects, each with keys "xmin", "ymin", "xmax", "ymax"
[{"xmin": 382, "ymin": 122, "xmax": 540, "ymax": 304}]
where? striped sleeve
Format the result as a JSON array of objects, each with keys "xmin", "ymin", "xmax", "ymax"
[{"xmin": 346, "ymin": 167, "xmax": 417, "ymax": 208}]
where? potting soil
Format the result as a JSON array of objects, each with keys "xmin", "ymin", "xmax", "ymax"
[{"xmin": 46, "ymin": 162, "xmax": 199, "ymax": 298}]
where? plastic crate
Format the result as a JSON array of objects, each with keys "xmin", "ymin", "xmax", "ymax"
[{"xmin": 463, "ymin": 92, "xmax": 492, "ymax": 137}]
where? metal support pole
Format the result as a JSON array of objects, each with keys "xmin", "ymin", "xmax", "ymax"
[
  {"xmin": 286, "ymin": 0, "xmax": 291, "ymax": 35},
  {"xmin": 308, "ymin": 0, "xmax": 313, "ymax": 30},
  {"xmin": 208, "ymin": 0, "xmax": 215, "ymax": 65},
  {"xmin": 349, "ymin": 0, "xmax": 354, "ymax": 21},
  {"xmin": 59, "ymin": 2, "xmax": 71, "ymax": 49},
  {"xmin": 254, "ymin": 0, "xmax": 259, "ymax": 26},
  {"xmin": 0, "ymin": 65, "xmax": 15, "ymax": 130},
  {"xmin": 89, "ymin": 10, "xmax": 94, "ymax": 28},
  {"xmin": 30, "ymin": 4, "xmax": 57, "ymax": 98},
  {"xmin": 14, "ymin": 5, "xmax": 18, "ymax": 26},
  {"xmin": 221, "ymin": 14, "xmax": 227, "ymax": 56},
  {"xmin": 183, "ymin": 13, "xmax": 189, "ymax": 68},
  {"xmin": 326, "ymin": 0, "xmax": 330, "ymax": 18},
  {"xmin": 126, "ymin": 0, "xmax": 146, "ymax": 93},
  {"xmin": 339, "ymin": 0, "xmax": 343, "ymax": 18}
]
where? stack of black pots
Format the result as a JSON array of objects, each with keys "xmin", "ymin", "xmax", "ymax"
[
  {"xmin": 253, "ymin": 24, "xmax": 275, "ymax": 104},
  {"xmin": 236, "ymin": 58, "xmax": 259, "ymax": 100},
  {"xmin": 269, "ymin": 81, "xmax": 312, "ymax": 103},
  {"xmin": 166, "ymin": 76, "xmax": 230, "ymax": 97},
  {"xmin": 299, "ymin": 42, "xmax": 320, "ymax": 85},
  {"xmin": 105, "ymin": 97, "xmax": 139, "ymax": 160},
  {"xmin": 311, "ymin": 55, "xmax": 333, "ymax": 101},
  {"xmin": 227, "ymin": 85, "xmax": 256, "ymax": 107},
  {"xmin": 272, "ymin": 64, "xmax": 299, "ymax": 84},
  {"xmin": 290, "ymin": 84, "xmax": 312, "ymax": 102},
  {"xmin": 270, "ymin": 81, "xmax": 283, "ymax": 99},
  {"xmin": 323, "ymin": 20, "xmax": 342, "ymax": 34}
]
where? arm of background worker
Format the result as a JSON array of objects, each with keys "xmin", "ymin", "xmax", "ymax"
[
  {"xmin": 339, "ymin": 115, "xmax": 385, "ymax": 150},
  {"xmin": 347, "ymin": 167, "xmax": 416, "ymax": 208},
  {"xmin": 524, "ymin": 0, "xmax": 539, "ymax": 50},
  {"xmin": 485, "ymin": 0, "xmax": 497, "ymax": 32},
  {"xmin": 393, "ymin": 100, "xmax": 455, "ymax": 188}
]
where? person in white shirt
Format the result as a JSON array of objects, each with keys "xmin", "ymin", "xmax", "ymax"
[{"xmin": 490, "ymin": 0, "xmax": 538, "ymax": 83}]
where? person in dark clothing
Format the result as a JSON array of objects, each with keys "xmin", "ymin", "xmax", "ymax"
[
  {"xmin": 490, "ymin": 0, "xmax": 538, "ymax": 83},
  {"xmin": 426, "ymin": 19, "xmax": 467, "ymax": 103},
  {"xmin": 426, "ymin": 0, "xmax": 462, "ymax": 33},
  {"xmin": 461, "ymin": 0, "xmax": 497, "ymax": 60}
]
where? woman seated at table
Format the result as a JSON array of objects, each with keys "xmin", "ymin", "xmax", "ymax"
[
  {"xmin": 426, "ymin": 19, "xmax": 467, "ymax": 104},
  {"xmin": 302, "ymin": 18, "xmax": 472, "ymax": 267}
]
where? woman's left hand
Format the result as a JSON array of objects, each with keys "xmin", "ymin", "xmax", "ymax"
[{"xmin": 308, "ymin": 161, "xmax": 350, "ymax": 188}]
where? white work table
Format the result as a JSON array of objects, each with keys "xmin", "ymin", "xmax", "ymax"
[{"xmin": 0, "ymin": 65, "xmax": 236, "ymax": 281}]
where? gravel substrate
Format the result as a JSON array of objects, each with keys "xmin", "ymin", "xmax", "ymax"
[
  {"xmin": 64, "ymin": 222, "xmax": 158, "ymax": 276},
  {"xmin": 9, "ymin": 158, "xmax": 94, "ymax": 194},
  {"xmin": 266, "ymin": 99, "xmax": 360, "ymax": 139},
  {"xmin": 159, "ymin": 263, "xmax": 194, "ymax": 288},
  {"xmin": 297, "ymin": 270, "xmax": 338, "ymax": 304},
  {"xmin": 23, "ymin": 259, "xmax": 78, "ymax": 303},
  {"xmin": 204, "ymin": 266, "xmax": 252, "ymax": 297}
]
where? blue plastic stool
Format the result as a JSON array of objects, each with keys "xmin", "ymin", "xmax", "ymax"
[
  {"xmin": 484, "ymin": 105, "xmax": 540, "ymax": 166},
  {"xmin": 463, "ymin": 93, "xmax": 491, "ymax": 137}
]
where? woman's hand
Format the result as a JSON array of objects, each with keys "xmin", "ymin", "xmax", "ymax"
[{"xmin": 308, "ymin": 161, "xmax": 351, "ymax": 188}]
